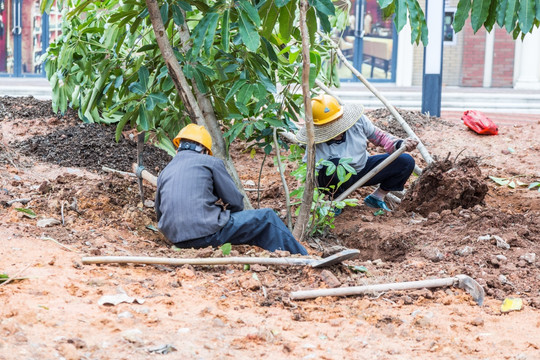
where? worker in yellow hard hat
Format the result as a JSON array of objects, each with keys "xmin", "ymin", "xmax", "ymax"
[
  {"xmin": 155, "ymin": 124, "xmax": 307, "ymax": 255},
  {"xmin": 296, "ymin": 94, "xmax": 418, "ymax": 213}
]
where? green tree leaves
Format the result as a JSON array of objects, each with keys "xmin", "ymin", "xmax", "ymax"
[
  {"xmin": 378, "ymin": 0, "xmax": 540, "ymax": 45},
  {"xmin": 453, "ymin": 0, "xmax": 540, "ymax": 38}
]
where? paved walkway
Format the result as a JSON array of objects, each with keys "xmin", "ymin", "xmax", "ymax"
[{"xmin": 1, "ymin": 77, "xmax": 540, "ymax": 118}]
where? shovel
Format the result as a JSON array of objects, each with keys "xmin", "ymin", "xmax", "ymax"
[
  {"xmin": 81, "ymin": 249, "xmax": 360, "ymax": 269},
  {"xmin": 290, "ymin": 274, "xmax": 485, "ymax": 306}
]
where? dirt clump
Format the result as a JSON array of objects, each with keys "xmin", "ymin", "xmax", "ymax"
[{"xmin": 401, "ymin": 156, "xmax": 489, "ymax": 216}]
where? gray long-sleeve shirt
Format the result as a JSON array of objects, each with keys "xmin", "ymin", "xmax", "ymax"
[{"xmin": 155, "ymin": 150, "xmax": 244, "ymax": 243}]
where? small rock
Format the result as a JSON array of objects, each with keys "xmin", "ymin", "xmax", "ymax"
[
  {"xmin": 320, "ymin": 270, "xmax": 341, "ymax": 288},
  {"xmin": 361, "ymin": 215, "xmax": 374, "ymax": 222},
  {"xmin": 413, "ymin": 311, "xmax": 434, "ymax": 328},
  {"xmin": 427, "ymin": 212, "xmax": 440, "ymax": 220},
  {"xmin": 38, "ymin": 181, "xmax": 51, "ymax": 194},
  {"xmin": 470, "ymin": 317, "xmax": 484, "ymax": 326},
  {"xmin": 244, "ymin": 180, "xmax": 256, "ymax": 187},
  {"xmin": 496, "ymin": 254, "xmax": 508, "ymax": 262},
  {"xmin": 455, "ymin": 246, "xmax": 474, "ymax": 256},
  {"xmin": 489, "ymin": 256, "xmax": 500, "ymax": 267},
  {"xmin": 239, "ymin": 276, "xmax": 260, "ymax": 291},
  {"xmin": 37, "ymin": 218, "xmax": 61, "ymax": 228},
  {"xmin": 143, "ymin": 199, "xmax": 154, "ymax": 208},
  {"xmin": 372, "ymin": 259, "xmax": 383, "ymax": 266},
  {"xmin": 176, "ymin": 268, "xmax": 196, "ymax": 279},
  {"xmin": 177, "ymin": 328, "xmax": 190, "ymax": 334},
  {"xmin": 249, "ymin": 264, "xmax": 268, "ymax": 272},
  {"xmin": 494, "ymin": 235, "xmax": 510, "ymax": 250},
  {"xmin": 118, "ymin": 311, "xmax": 134, "ymax": 319},
  {"xmin": 421, "ymin": 247, "xmax": 444, "ymax": 262},
  {"xmin": 122, "ymin": 329, "xmax": 144, "ymax": 345},
  {"xmin": 519, "ymin": 253, "xmax": 536, "ymax": 264},
  {"xmin": 477, "ymin": 234, "xmax": 492, "ymax": 241},
  {"xmin": 212, "ymin": 318, "xmax": 226, "ymax": 327}
]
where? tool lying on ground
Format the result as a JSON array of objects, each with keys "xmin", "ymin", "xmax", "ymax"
[
  {"xmin": 82, "ymin": 249, "xmax": 360, "ymax": 268},
  {"xmin": 290, "ymin": 274, "xmax": 484, "ymax": 306}
]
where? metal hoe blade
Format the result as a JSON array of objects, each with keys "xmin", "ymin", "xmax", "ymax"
[
  {"xmin": 311, "ymin": 249, "xmax": 360, "ymax": 268},
  {"xmin": 455, "ymin": 274, "xmax": 485, "ymax": 306}
]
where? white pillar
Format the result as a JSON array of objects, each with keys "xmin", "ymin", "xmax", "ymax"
[
  {"xmin": 514, "ymin": 27, "xmax": 540, "ymax": 89},
  {"xmin": 483, "ymin": 30, "xmax": 495, "ymax": 88},
  {"xmin": 396, "ymin": 22, "xmax": 413, "ymax": 87}
]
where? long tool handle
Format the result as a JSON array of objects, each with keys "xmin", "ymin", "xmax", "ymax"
[
  {"xmin": 82, "ymin": 255, "xmax": 315, "ymax": 267},
  {"xmin": 132, "ymin": 163, "xmax": 158, "ymax": 186},
  {"xmin": 322, "ymin": 32, "xmax": 433, "ymax": 166},
  {"xmin": 334, "ymin": 146, "xmax": 406, "ymax": 202},
  {"xmin": 290, "ymin": 277, "xmax": 457, "ymax": 300}
]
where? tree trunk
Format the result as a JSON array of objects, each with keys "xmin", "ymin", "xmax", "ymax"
[
  {"xmin": 146, "ymin": 0, "xmax": 251, "ymax": 209},
  {"xmin": 177, "ymin": 21, "xmax": 252, "ymax": 208},
  {"xmin": 292, "ymin": 0, "xmax": 316, "ymax": 241}
]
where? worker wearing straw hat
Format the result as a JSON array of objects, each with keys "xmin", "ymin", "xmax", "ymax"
[{"xmin": 296, "ymin": 94, "xmax": 418, "ymax": 213}]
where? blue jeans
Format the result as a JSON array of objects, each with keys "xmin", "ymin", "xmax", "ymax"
[
  {"xmin": 174, "ymin": 209, "xmax": 308, "ymax": 255},
  {"xmin": 318, "ymin": 154, "xmax": 415, "ymax": 199}
]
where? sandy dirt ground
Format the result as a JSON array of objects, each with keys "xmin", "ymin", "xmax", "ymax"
[{"xmin": 1, "ymin": 97, "xmax": 539, "ymax": 360}]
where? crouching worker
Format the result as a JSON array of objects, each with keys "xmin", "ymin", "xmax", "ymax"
[
  {"xmin": 155, "ymin": 124, "xmax": 308, "ymax": 255},
  {"xmin": 296, "ymin": 94, "xmax": 418, "ymax": 212}
]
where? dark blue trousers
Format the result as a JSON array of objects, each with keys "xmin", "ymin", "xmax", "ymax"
[
  {"xmin": 174, "ymin": 209, "xmax": 308, "ymax": 255},
  {"xmin": 317, "ymin": 154, "xmax": 415, "ymax": 199}
]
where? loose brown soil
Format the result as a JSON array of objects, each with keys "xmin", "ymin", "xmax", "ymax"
[{"xmin": 1, "ymin": 96, "xmax": 539, "ymax": 359}]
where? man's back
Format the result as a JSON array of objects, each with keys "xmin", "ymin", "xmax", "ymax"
[{"xmin": 155, "ymin": 150, "xmax": 243, "ymax": 244}]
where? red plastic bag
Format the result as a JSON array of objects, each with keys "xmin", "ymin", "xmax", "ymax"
[{"xmin": 461, "ymin": 110, "xmax": 498, "ymax": 135}]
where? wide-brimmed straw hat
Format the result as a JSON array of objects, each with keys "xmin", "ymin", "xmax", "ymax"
[{"xmin": 295, "ymin": 103, "xmax": 365, "ymax": 144}]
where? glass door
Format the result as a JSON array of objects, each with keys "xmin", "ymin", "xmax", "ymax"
[
  {"xmin": 336, "ymin": 0, "xmax": 398, "ymax": 82},
  {"xmin": 0, "ymin": 0, "xmax": 52, "ymax": 77}
]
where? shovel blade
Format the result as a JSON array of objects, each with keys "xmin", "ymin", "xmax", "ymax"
[{"xmin": 311, "ymin": 249, "xmax": 361, "ymax": 268}]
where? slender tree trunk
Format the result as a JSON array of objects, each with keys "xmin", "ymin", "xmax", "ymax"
[
  {"xmin": 146, "ymin": 0, "xmax": 205, "ymax": 124},
  {"xmin": 146, "ymin": 0, "xmax": 251, "ymax": 209},
  {"xmin": 292, "ymin": 0, "xmax": 316, "ymax": 241}
]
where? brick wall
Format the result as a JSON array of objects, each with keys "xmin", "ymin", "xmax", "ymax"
[
  {"xmin": 460, "ymin": 19, "xmax": 486, "ymax": 87},
  {"xmin": 412, "ymin": 0, "xmax": 465, "ymax": 87},
  {"xmin": 491, "ymin": 27, "xmax": 514, "ymax": 87}
]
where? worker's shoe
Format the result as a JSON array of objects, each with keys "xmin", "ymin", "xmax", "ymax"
[{"xmin": 364, "ymin": 194, "xmax": 392, "ymax": 212}]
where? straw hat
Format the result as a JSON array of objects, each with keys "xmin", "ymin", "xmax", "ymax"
[{"xmin": 295, "ymin": 103, "xmax": 365, "ymax": 144}]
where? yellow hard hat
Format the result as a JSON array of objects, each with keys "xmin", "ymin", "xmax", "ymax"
[
  {"xmin": 312, "ymin": 94, "xmax": 344, "ymax": 125},
  {"xmin": 173, "ymin": 124, "xmax": 213, "ymax": 155}
]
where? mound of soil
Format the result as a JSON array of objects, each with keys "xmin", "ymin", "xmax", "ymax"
[
  {"xmin": 401, "ymin": 157, "xmax": 489, "ymax": 216},
  {"xmin": 0, "ymin": 95, "xmax": 75, "ymax": 119},
  {"xmin": 14, "ymin": 123, "xmax": 172, "ymax": 174},
  {"xmin": 365, "ymin": 107, "xmax": 453, "ymax": 138}
]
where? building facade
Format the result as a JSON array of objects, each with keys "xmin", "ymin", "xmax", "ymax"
[
  {"xmin": 340, "ymin": 0, "xmax": 540, "ymax": 90},
  {"xmin": 0, "ymin": 0, "xmax": 61, "ymax": 77},
  {"xmin": 1, "ymin": 0, "xmax": 539, "ymax": 89}
]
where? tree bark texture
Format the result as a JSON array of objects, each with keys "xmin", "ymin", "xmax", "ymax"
[
  {"xmin": 146, "ymin": 0, "xmax": 252, "ymax": 209},
  {"xmin": 292, "ymin": 0, "xmax": 316, "ymax": 241}
]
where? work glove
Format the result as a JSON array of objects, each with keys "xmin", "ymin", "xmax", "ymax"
[{"xmin": 400, "ymin": 137, "xmax": 418, "ymax": 152}]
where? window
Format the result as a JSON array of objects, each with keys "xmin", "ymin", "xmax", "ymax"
[{"xmin": 444, "ymin": 9, "xmax": 456, "ymax": 45}]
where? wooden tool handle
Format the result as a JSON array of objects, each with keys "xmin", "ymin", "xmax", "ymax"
[{"xmin": 132, "ymin": 163, "xmax": 158, "ymax": 186}]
